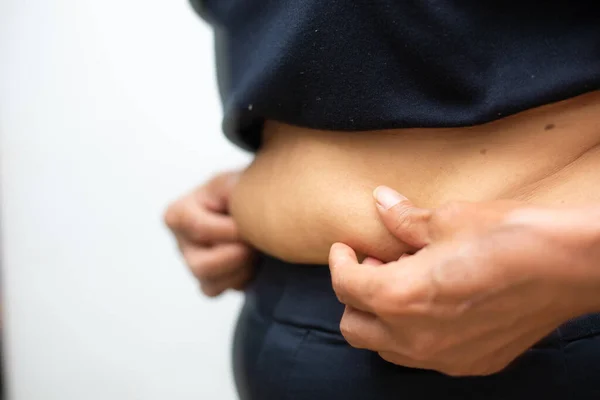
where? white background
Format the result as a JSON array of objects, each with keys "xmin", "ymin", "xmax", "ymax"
[{"xmin": 0, "ymin": 1, "xmax": 250, "ymax": 399}]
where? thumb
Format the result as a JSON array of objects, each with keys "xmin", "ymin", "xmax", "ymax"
[
  {"xmin": 373, "ymin": 186, "xmax": 433, "ymax": 249},
  {"xmin": 201, "ymin": 170, "xmax": 241, "ymax": 212}
]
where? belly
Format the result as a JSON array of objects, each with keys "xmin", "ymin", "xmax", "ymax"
[{"xmin": 230, "ymin": 91, "xmax": 600, "ymax": 264}]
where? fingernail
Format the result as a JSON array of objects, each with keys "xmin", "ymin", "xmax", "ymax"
[{"xmin": 373, "ymin": 186, "xmax": 406, "ymax": 210}]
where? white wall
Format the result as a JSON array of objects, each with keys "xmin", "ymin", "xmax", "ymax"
[{"xmin": 0, "ymin": 1, "xmax": 250, "ymax": 399}]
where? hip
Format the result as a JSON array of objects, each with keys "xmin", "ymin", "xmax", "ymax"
[{"xmin": 232, "ymin": 253, "xmax": 600, "ymax": 400}]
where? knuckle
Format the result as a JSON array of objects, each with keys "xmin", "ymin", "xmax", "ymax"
[
  {"xmin": 340, "ymin": 317, "xmax": 364, "ymax": 348},
  {"xmin": 200, "ymin": 283, "xmax": 222, "ymax": 298},
  {"xmin": 376, "ymin": 283, "xmax": 408, "ymax": 316},
  {"xmin": 189, "ymin": 224, "xmax": 207, "ymax": 242},
  {"xmin": 182, "ymin": 250, "xmax": 197, "ymax": 269},
  {"xmin": 165, "ymin": 198, "xmax": 209, "ymax": 241},
  {"xmin": 339, "ymin": 315, "xmax": 354, "ymax": 338},
  {"xmin": 391, "ymin": 208, "xmax": 432, "ymax": 247},
  {"xmin": 184, "ymin": 252, "xmax": 211, "ymax": 280},
  {"xmin": 181, "ymin": 203, "xmax": 208, "ymax": 238},
  {"xmin": 360, "ymin": 282, "xmax": 380, "ymax": 311},
  {"xmin": 393, "ymin": 207, "xmax": 416, "ymax": 235},
  {"xmin": 330, "ymin": 272, "xmax": 346, "ymax": 302},
  {"xmin": 163, "ymin": 202, "xmax": 182, "ymax": 229}
]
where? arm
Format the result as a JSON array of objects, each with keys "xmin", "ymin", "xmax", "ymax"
[{"xmin": 505, "ymin": 204, "xmax": 600, "ymax": 313}]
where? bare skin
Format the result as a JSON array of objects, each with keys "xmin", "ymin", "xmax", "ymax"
[
  {"xmin": 230, "ymin": 91, "xmax": 600, "ymax": 264},
  {"xmin": 329, "ymin": 188, "xmax": 600, "ymax": 376},
  {"xmin": 164, "ymin": 171, "xmax": 254, "ymax": 297},
  {"xmin": 165, "ymin": 90, "xmax": 600, "ymax": 373},
  {"xmin": 166, "ymin": 91, "xmax": 600, "ymax": 292}
]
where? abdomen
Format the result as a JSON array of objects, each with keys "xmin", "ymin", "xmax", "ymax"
[{"xmin": 230, "ymin": 92, "xmax": 600, "ymax": 264}]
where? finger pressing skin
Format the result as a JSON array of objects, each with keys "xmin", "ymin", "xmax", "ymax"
[
  {"xmin": 329, "ymin": 243, "xmax": 382, "ymax": 313},
  {"xmin": 200, "ymin": 171, "xmax": 241, "ymax": 213},
  {"xmin": 373, "ymin": 186, "xmax": 433, "ymax": 249},
  {"xmin": 183, "ymin": 243, "xmax": 254, "ymax": 281},
  {"xmin": 340, "ymin": 306, "xmax": 391, "ymax": 351},
  {"xmin": 165, "ymin": 198, "xmax": 239, "ymax": 243}
]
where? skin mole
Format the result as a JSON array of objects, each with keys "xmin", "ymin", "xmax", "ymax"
[
  {"xmin": 545, "ymin": 123, "xmax": 555, "ymax": 131},
  {"xmin": 480, "ymin": 148, "xmax": 487, "ymax": 155}
]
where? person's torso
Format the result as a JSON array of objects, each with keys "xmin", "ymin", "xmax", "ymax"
[
  {"xmin": 192, "ymin": 1, "xmax": 600, "ymax": 264},
  {"xmin": 230, "ymin": 93, "xmax": 600, "ymax": 264}
]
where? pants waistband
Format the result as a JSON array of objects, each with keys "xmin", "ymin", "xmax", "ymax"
[{"xmin": 247, "ymin": 253, "xmax": 600, "ymax": 343}]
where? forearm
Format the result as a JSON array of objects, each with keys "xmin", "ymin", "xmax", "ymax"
[
  {"xmin": 569, "ymin": 204, "xmax": 600, "ymax": 312},
  {"xmin": 509, "ymin": 204, "xmax": 600, "ymax": 314}
]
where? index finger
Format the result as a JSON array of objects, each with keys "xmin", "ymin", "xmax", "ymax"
[
  {"xmin": 165, "ymin": 200, "xmax": 239, "ymax": 243},
  {"xmin": 329, "ymin": 243, "xmax": 383, "ymax": 313}
]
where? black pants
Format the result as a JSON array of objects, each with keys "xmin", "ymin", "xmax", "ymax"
[{"xmin": 233, "ymin": 254, "xmax": 600, "ymax": 400}]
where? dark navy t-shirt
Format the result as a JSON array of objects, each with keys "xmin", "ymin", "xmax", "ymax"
[{"xmin": 191, "ymin": 0, "xmax": 600, "ymax": 152}]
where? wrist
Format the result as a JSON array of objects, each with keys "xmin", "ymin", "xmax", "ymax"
[
  {"xmin": 508, "ymin": 204, "xmax": 600, "ymax": 314},
  {"xmin": 577, "ymin": 205, "xmax": 600, "ymax": 311},
  {"xmin": 544, "ymin": 205, "xmax": 600, "ymax": 313}
]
